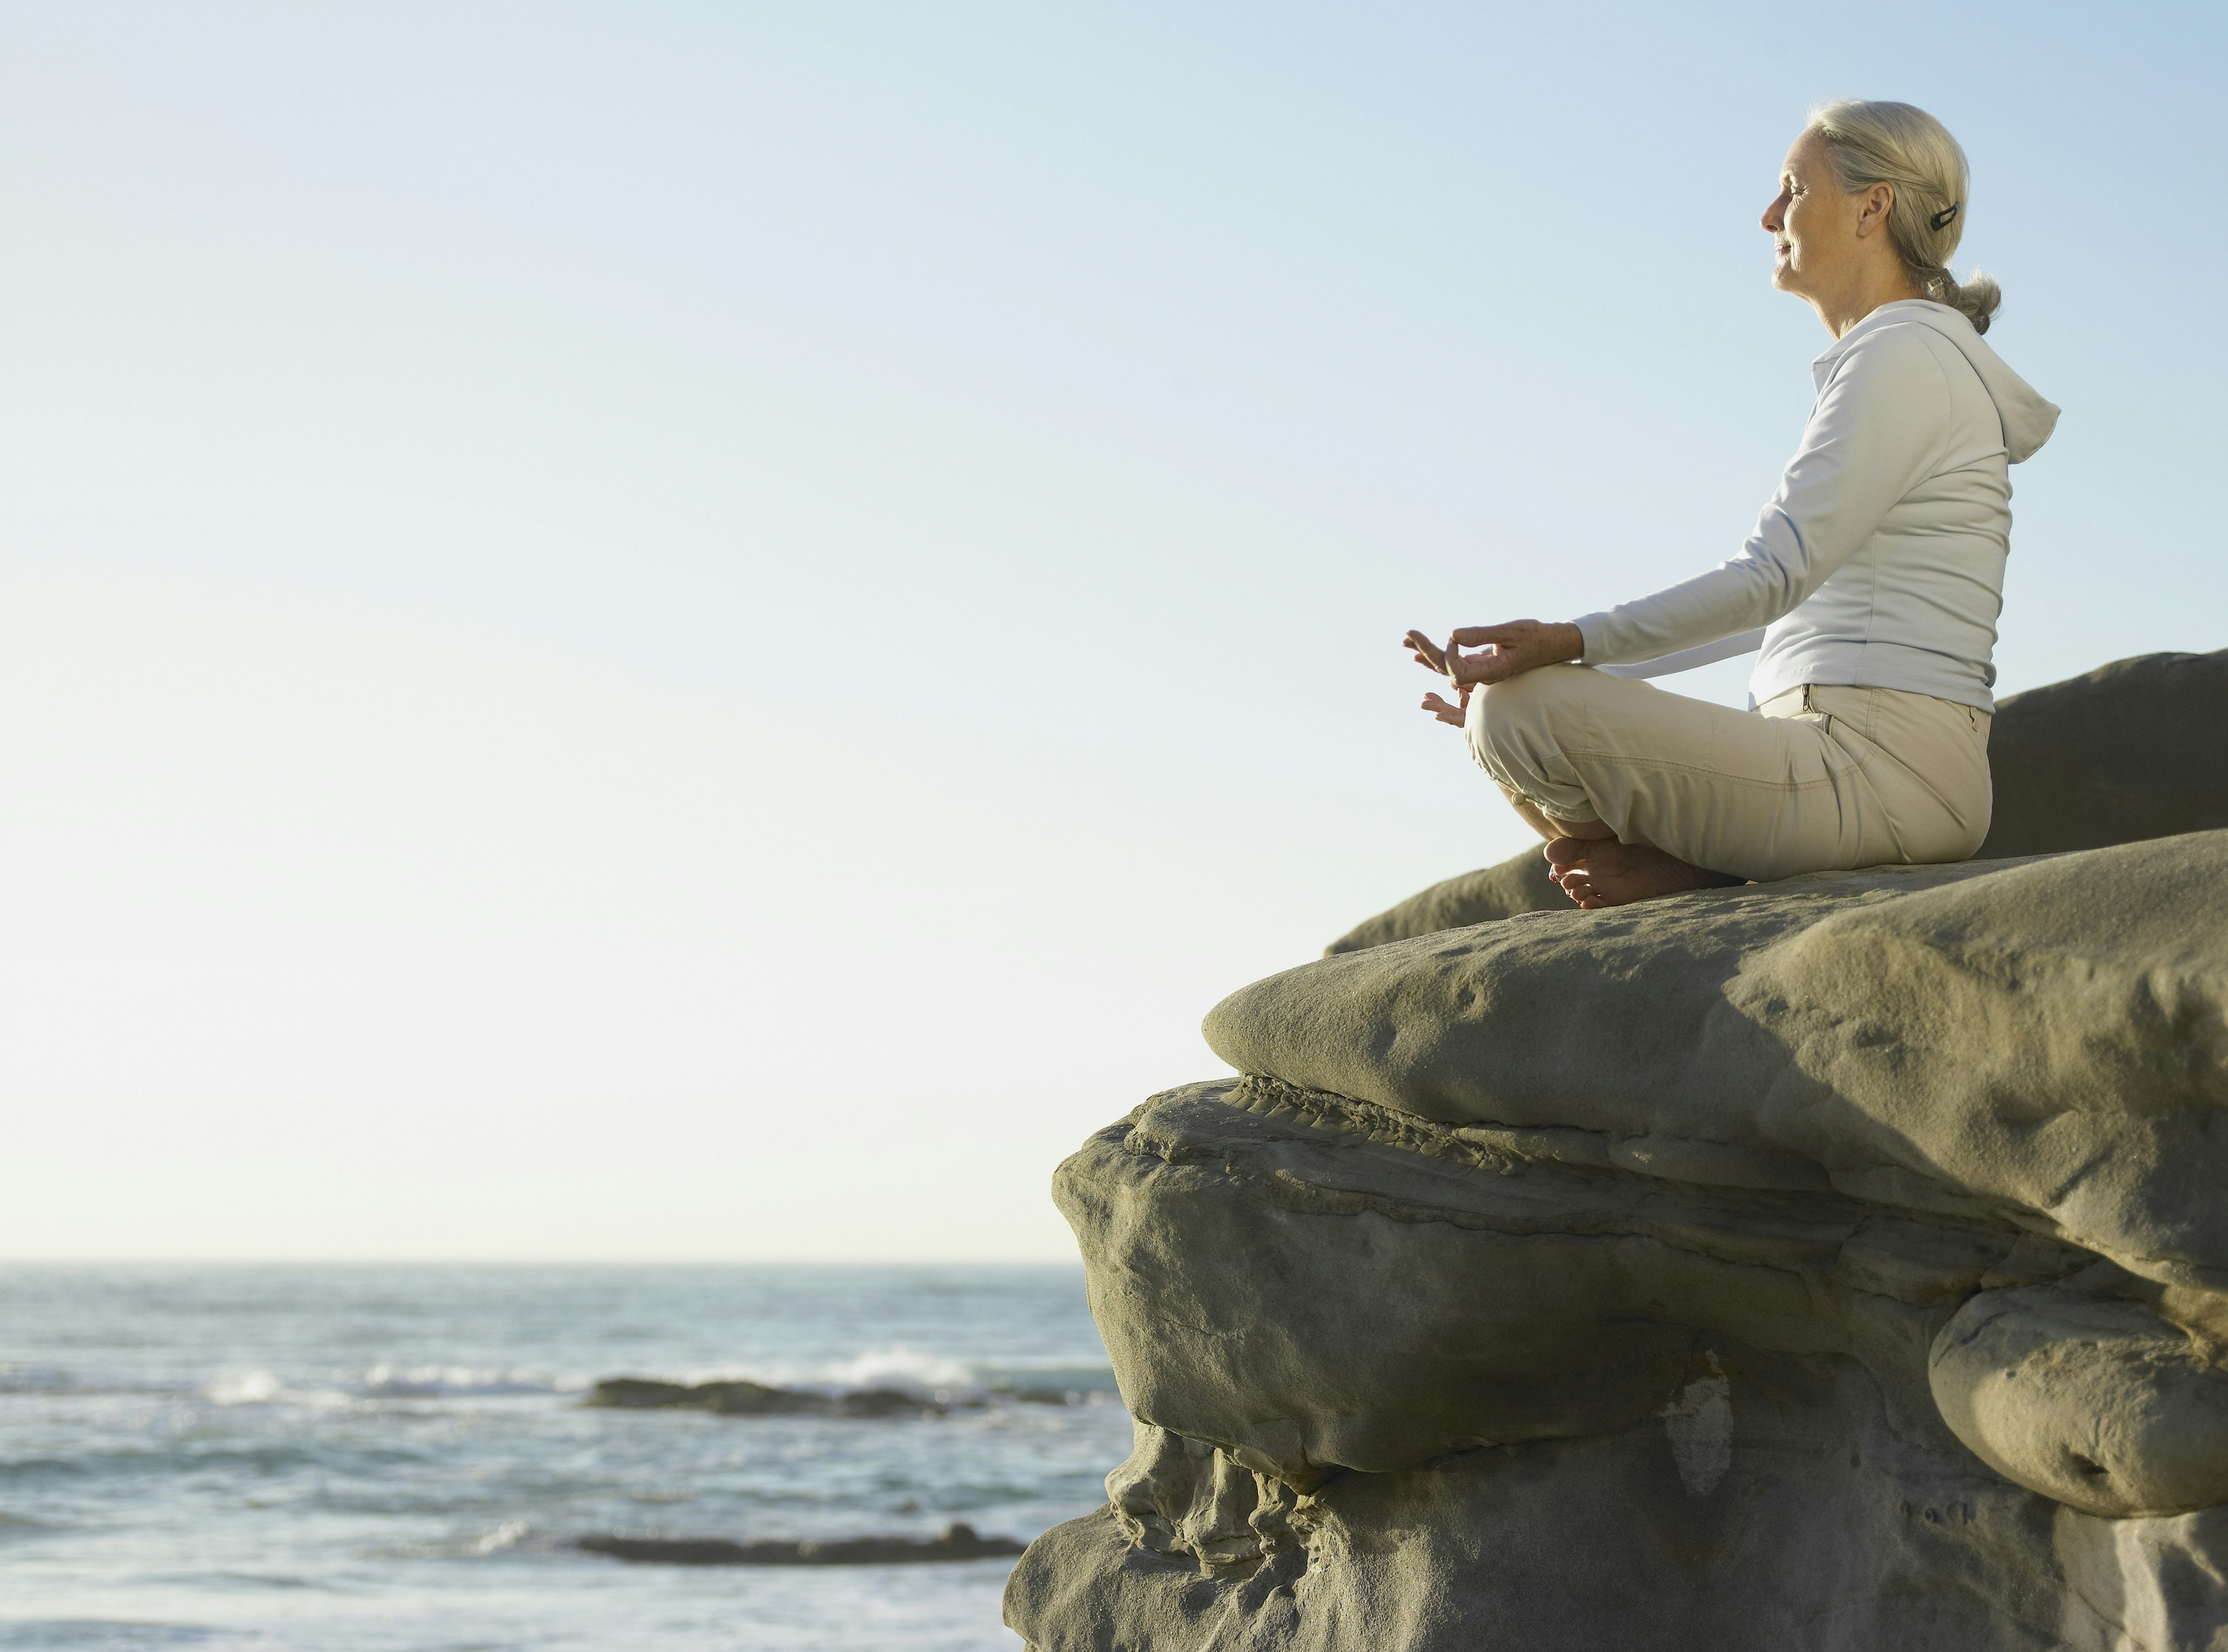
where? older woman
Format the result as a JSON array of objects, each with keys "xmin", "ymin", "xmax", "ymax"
[{"xmin": 1407, "ymin": 99, "xmax": 2058, "ymax": 909}]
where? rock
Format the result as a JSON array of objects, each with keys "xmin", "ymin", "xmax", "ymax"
[
  {"xmin": 1008, "ymin": 825, "xmax": 2228, "ymax": 1646},
  {"xmin": 588, "ymin": 1376, "xmax": 799, "ymax": 1413},
  {"xmin": 1008, "ymin": 1078, "xmax": 2228, "ymax": 1649},
  {"xmin": 1979, "ymin": 649, "xmax": 2228, "ymax": 859},
  {"xmin": 992, "ymin": 1382, "xmax": 1089, "ymax": 1405},
  {"xmin": 1326, "ymin": 647, "xmax": 2228, "ymax": 954},
  {"xmin": 1209, "ymin": 833, "xmax": 2228, "ymax": 1294},
  {"xmin": 580, "ymin": 1521, "xmax": 1023, "ymax": 1566},
  {"xmin": 1008, "ymin": 1418, "xmax": 2228, "ymax": 1651},
  {"xmin": 585, "ymin": 1376, "xmax": 957, "ymax": 1417},
  {"xmin": 1930, "ymin": 1282, "xmax": 2228, "ymax": 1519},
  {"xmin": 1048, "ymin": 1078, "xmax": 2086, "ymax": 1485},
  {"xmin": 1324, "ymin": 850, "xmax": 1563, "ymax": 954}
]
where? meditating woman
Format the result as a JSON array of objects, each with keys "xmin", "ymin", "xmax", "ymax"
[{"xmin": 1407, "ymin": 99, "xmax": 2058, "ymax": 910}]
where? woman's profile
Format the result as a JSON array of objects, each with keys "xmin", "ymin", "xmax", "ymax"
[{"xmin": 1408, "ymin": 99, "xmax": 2059, "ymax": 909}]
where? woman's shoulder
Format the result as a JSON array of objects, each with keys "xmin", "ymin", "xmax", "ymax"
[
  {"xmin": 1822, "ymin": 306, "xmax": 1977, "ymax": 404},
  {"xmin": 1837, "ymin": 303, "xmax": 1959, "ymax": 356}
]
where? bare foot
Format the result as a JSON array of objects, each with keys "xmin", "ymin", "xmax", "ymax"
[{"xmin": 1542, "ymin": 836, "xmax": 1741, "ymax": 909}]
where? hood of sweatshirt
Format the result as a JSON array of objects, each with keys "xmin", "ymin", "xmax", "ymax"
[{"xmin": 1820, "ymin": 299, "xmax": 2061, "ymax": 464}]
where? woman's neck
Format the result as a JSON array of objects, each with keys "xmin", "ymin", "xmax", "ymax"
[{"xmin": 1812, "ymin": 262, "xmax": 1926, "ymax": 338}]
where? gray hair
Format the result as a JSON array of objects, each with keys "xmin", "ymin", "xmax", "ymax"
[{"xmin": 1808, "ymin": 99, "xmax": 2002, "ymax": 334}]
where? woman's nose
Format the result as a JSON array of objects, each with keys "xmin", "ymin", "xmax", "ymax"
[{"xmin": 1760, "ymin": 191, "xmax": 1788, "ymax": 232}]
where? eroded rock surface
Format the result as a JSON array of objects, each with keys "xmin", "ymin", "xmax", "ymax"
[
  {"xmin": 1324, "ymin": 849, "xmax": 1564, "ymax": 955},
  {"xmin": 1979, "ymin": 648, "xmax": 2228, "ymax": 859},
  {"xmin": 1010, "ymin": 1076, "xmax": 2228, "ymax": 1649},
  {"xmin": 1211, "ymin": 834, "xmax": 2228, "ymax": 1295},
  {"xmin": 1010, "ymin": 815, "xmax": 2228, "ymax": 1647}
]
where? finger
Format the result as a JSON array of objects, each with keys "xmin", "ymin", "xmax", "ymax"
[
  {"xmin": 1448, "ymin": 649, "xmax": 1509, "ymax": 687},
  {"xmin": 1404, "ymin": 631, "xmax": 1449, "ymax": 673},
  {"xmin": 1422, "ymin": 694, "xmax": 1466, "ymax": 726},
  {"xmin": 1447, "ymin": 623, "xmax": 1531, "ymax": 647}
]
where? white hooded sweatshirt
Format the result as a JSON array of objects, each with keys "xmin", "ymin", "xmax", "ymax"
[{"xmin": 1572, "ymin": 299, "xmax": 2060, "ymax": 712}]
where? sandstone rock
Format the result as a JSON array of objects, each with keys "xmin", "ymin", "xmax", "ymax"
[
  {"xmin": 1326, "ymin": 647, "xmax": 2228, "ymax": 955},
  {"xmin": 1324, "ymin": 850, "xmax": 1563, "ymax": 955},
  {"xmin": 1052, "ymin": 1079, "xmax": 2084, "ymax": 1486},
  {"xmin": 1009, "ymin": 1077, "xmax": 2228, "ymax": 1649},
  {"xmin": 1930, "ymin": 1282, "xmax": 2228, "ymax": 1519},
  {"xmin": 1210, "ymin": 832, "xmax": 2228, "ymax": 1295},
  {"xmin": 1979, "ymin": 649, "xmax": 2228, "ymax": 859},
  {"xmin": 1008, "ymin": 1414, "xmax": 2228, "ymax": 1651},
  {"xmin": 1010, "ymin": 827, "xmax": 2228, "ymax": 1646}
]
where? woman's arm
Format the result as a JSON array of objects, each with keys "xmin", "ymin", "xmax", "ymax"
[
  {"xmin": 1595, "ymin": 626, "xmax": 1766, "ymax": 679},
  {"xmin": 1571, "ymin": 325, "xmax": 1952, "ymax": 667}
]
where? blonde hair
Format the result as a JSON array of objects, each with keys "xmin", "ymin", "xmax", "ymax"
[{"xmin": 1808, "ymin": 99, "xmax": 2002, "ymax": 334}]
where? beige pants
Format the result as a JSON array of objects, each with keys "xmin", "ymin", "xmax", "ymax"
[{"xmin": 1465, "ymin": 665, "xmax": 1993, "ymax": 882}]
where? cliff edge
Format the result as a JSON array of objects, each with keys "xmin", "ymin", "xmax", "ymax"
[{"xmin": 1007, "ymin": 649, "xmax": 2228, "ymax": 1652}]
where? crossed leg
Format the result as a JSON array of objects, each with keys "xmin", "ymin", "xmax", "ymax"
[{"xmin": 1493, "ymin": 785, "xmax": 1741, "ymax": 910}]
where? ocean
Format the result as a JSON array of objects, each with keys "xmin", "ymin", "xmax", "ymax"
[{"xmin": 0, "ymin": 1264, "xmax": 1130, "ymax": 1651}]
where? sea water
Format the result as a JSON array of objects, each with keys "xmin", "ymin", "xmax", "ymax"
[{"xmin": 0, "ymin": 1265, "xmax": 1131, "ymax": 1651}]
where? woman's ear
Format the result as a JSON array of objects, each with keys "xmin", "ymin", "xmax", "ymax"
[{"xmin": 1856, "ymin": 180, "xmax": 1897, "ymax": 240}]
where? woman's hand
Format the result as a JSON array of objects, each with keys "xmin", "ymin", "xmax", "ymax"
[
  {"xmin": 1403, "ymin": 621, "xmax": 1584, "ymax": 691},
  {"xmin": 1419, "ymin": 683, "xmax": 1471, "ymax": 726}
]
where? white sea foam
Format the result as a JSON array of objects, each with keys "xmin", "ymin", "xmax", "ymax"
[
  {"xmin": 204, "ymin": 1368, "xmax": 287, "ymax": 1405},
  {"xmin": 815, "ymin": 1347, "xmax": 979, "ymax": 1397},
  {"xmin": 471, "ymin": 1519, "xmax": 532, "ymax": 1555},
  {"xmin": 203, "ymin": 1364, "xmax": 572, "ymax": 1409},
  {"xmin": 359, "ymin": 1364, "xmax": 580, "ymax": 1399},
  {"xmin": 671, "ymin": 1345, "xmax": 987, "ymax": 1402}
]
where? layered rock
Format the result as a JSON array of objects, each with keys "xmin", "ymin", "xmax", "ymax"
[{"xmin": 1007, "ymin": 815, "xmax": 2228, "ymax": 1649}]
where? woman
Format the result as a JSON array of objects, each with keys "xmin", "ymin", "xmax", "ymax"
[{"xmin": 1407, "ymin": 100, "xmax": 2058, "ymax": 909}]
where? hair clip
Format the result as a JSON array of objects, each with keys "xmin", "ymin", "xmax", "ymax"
[{"xmin": 1929, "ymin": 202, "xmax": 1961, "ymax": 232}]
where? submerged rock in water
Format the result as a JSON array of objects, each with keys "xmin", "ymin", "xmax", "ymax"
[
  {"xmin": 586, "ymin": 1376, "xmax": 959, "ymax": 1417},
  {"xmin": 579, "ymin": 1521, "xmax": 1024, "ymax": 1566},
  {"xmin": 1326, "ymin": 646, "xmax": 2228, "ymax": 955},
  {"xmin": 1009, "ymin": 749, "xmax": 2228, "ymax": 1645}
]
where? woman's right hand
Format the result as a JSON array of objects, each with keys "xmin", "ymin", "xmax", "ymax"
[
  {"xmin": 1403, "ymin": 621, "xmax": 1585, "ymax": 688},
  {"xmin": 1419, "ymin": 683, "xmax": 1471, "ymax": 726}
]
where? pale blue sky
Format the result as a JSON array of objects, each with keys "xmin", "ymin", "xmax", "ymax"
[{"xmin": 2, "ymin": 3, "xmax": 2219, "ymax": 1258}]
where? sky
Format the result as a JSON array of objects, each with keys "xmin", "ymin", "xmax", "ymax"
[{"xmin": 1, "ymin": 1, "xmax": 2222, "ymax": 1260}]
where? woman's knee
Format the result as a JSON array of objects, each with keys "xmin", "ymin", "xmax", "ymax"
[{"xmin": 1467, "ymin": 666, "xmax": 1592, "ymax": 771}]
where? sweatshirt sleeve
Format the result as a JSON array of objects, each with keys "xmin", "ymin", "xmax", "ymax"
[{"xmin": 1571, "ymin": 326, "xmax": 1953, "ymax": 667}]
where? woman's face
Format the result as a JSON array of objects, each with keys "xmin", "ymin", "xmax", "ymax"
[{"xmin": 1763, "ymin": 128, "xmax": 1869, "ymax": 301}]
